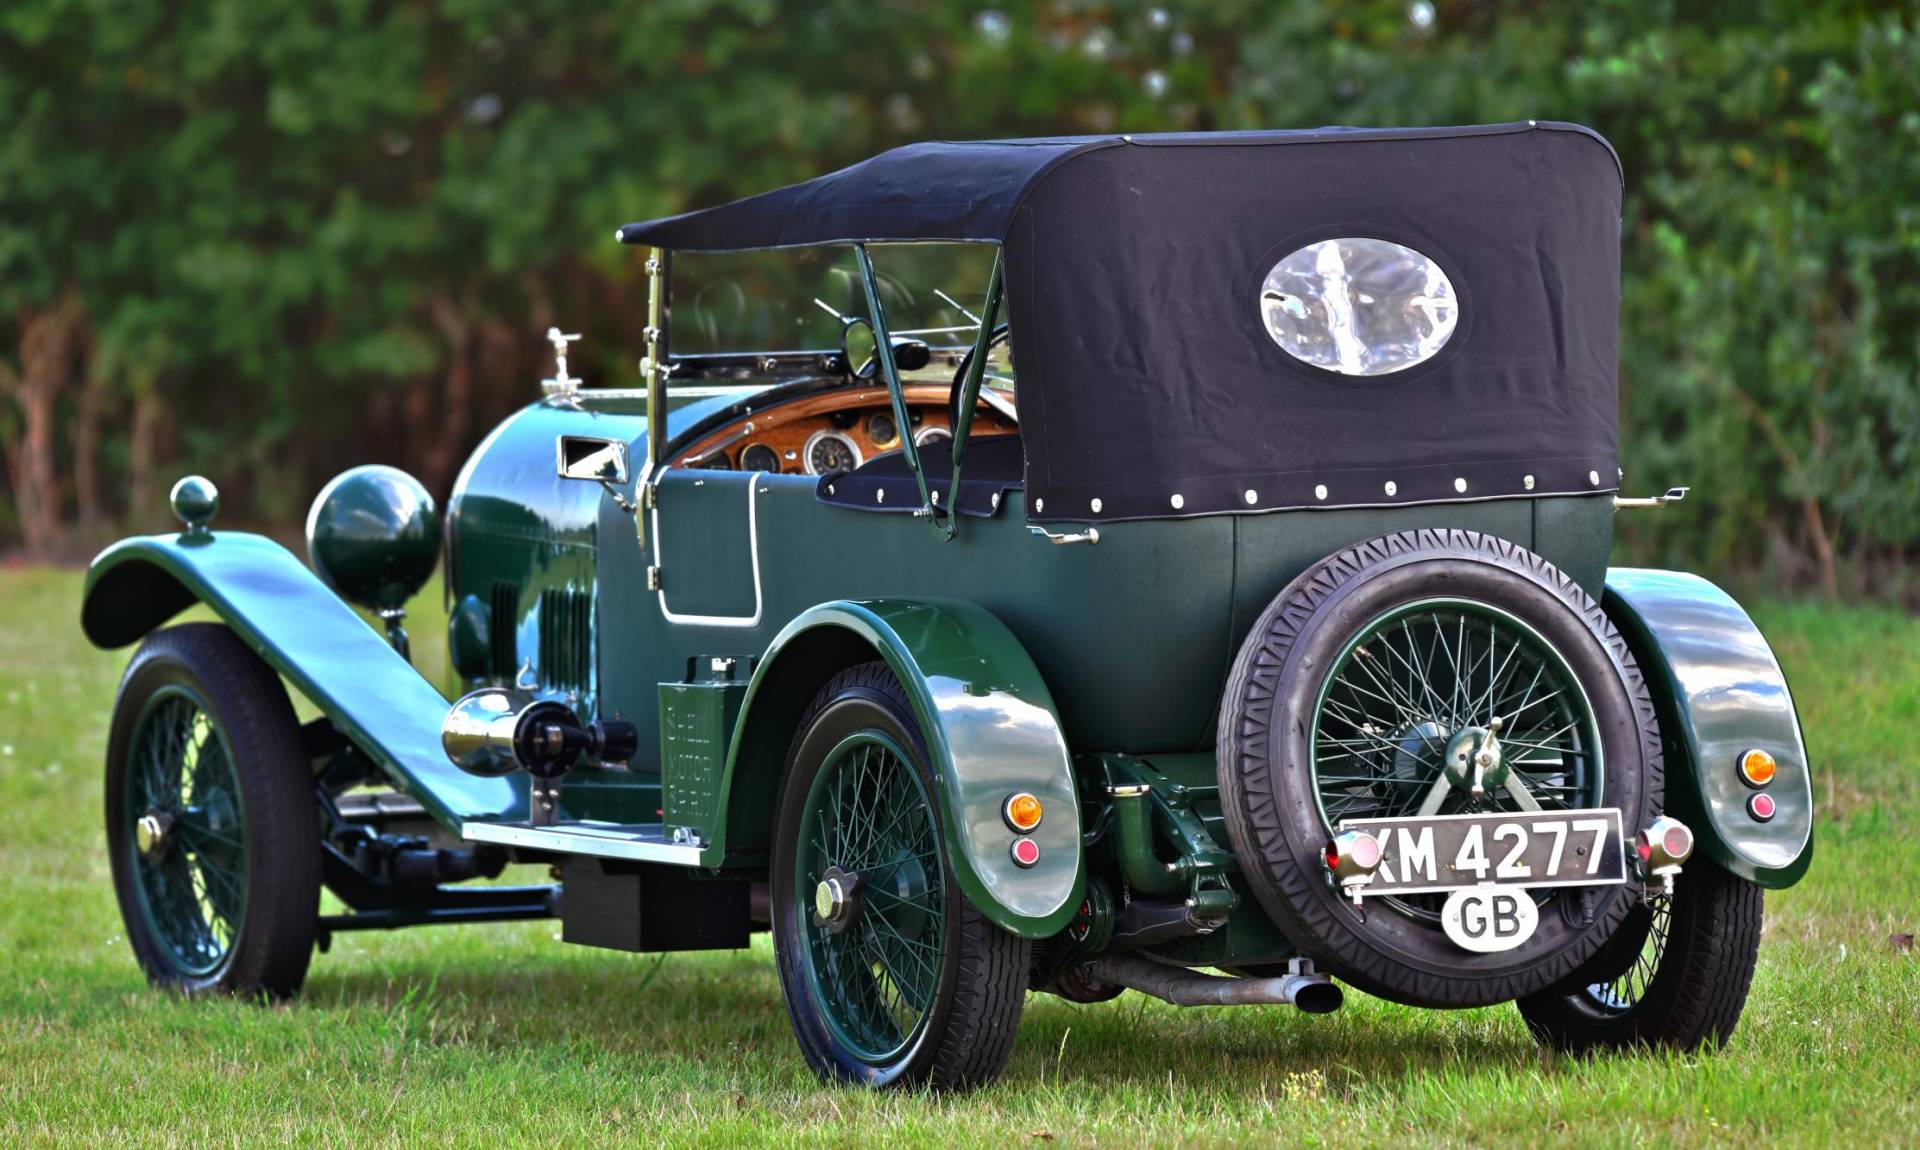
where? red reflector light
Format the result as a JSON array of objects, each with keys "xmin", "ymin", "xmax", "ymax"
[
  {"xmin": 1663, "ymin": 826, "xmax": 1692, "ymax": 857},
  {"xmin": 1749, "ymin": 793, "xmax": 1777, "ymax": 822},
  {"xmin": 1010, "ymin": 837, "xmax": 1041, "ymax": 868}
]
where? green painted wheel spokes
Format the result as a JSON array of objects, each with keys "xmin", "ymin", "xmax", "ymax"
[
  {"xmin": 1585, "ymin": 892, "xmax": 1671, "ymax": 1013},
  {"xmin": 126, "ymin": 688, "xmax": 247, "ymax": 977},
  {"xmin": 1312, "ymin": 602, "xmax": 1599, "ymax": 828},
  {"xmin": 799, "ymin": 735, "xmax": 946, "ymax": 1064}
]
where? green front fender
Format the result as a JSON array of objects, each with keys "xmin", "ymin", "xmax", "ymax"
[
  {"xmin": 716, "ymin": 599, "xmax": 1084, "ymax": 939},
  {"xmin": 1604, "ymin": 568, "xmax": 1813, "ymax": 888},
  {"xmin": 81, "ymin": 531, "xmax": 525, "ymax": 829}
]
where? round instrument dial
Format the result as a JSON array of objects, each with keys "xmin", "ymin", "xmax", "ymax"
[
  {"xmin": 740, "ymin": 443, "xmax": 780, "ymax": 474},
  {"xmin": 865, "ymin": 411, "xmax": 899, "ymax": 448},
  {"xmin": 803, "ymin": 430, "xmax": 862, "ymax": 476},
  {"xmin": 913, "ymin": 426, "xmax": 953, "ymax": 450}
]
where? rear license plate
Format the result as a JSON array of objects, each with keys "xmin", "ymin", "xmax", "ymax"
[{"xmin": 1338, "ymin": 808, "xmax": 1627, "ymax": 897}]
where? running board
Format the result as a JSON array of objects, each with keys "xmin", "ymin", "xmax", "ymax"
[{"xmin": 461, "ymin": 819, "xmax": 705, "ymax": 866}]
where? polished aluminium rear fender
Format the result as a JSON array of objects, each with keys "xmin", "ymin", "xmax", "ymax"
[
  {"xmin": 1603, "ymin": 568, "xmax": 1813, "ymax": 887},
  {"xmin": 718, "ymin": 599, "xmax": 1085, "ymax": 939},
  {"xmin": 81, "ymin": 531, "xmax": 525, "ymax": 828}
]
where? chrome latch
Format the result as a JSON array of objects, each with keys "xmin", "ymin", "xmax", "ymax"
[
  {"xmin": 1029, "ymin": 525, "xmax": 1100, "ymax": 546},
  {"xmin": 1614, "ymin": 486, "xmax": 1689, "ymax": 510}
]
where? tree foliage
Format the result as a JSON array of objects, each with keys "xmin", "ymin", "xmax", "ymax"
[{"xmin": 1, "ymin": 1, "xmax": 1915, "ymax": 595}]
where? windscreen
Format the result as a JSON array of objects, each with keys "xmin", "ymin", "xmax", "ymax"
[{"xmin": 671, "ymin": 244, "xmax": 1013, "ymax": 392}]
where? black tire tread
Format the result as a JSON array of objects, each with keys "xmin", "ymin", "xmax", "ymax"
[
  {"xmin": 1217, "ymin": 529, "xmax": 1664, "ymax": 1007},
  {"xmin": 775, "ymin": 662, "xmax": 1030, "ymax": 1091},
  {"xmin": 1519, "ymin": 862, "xmax": 1764, "ymax": 1052},
  {"xmin": 107, "ymin": 623, "xmax": 320, "ymax": 998}
]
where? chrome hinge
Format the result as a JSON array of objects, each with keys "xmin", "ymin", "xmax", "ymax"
[{"xmin": 646, "ymin": 566, "xmax": 662, "ymax": 591}]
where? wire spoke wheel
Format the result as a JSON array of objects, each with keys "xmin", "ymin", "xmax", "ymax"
[
  {"xmin": 105, "ymin": 624, "xmax": 320, "ymax": 999},
  {"xmin": 1309, "ymin": 598, "xmax": 1603, "ymax": 924},
  {"xmin": 773, "ymin": 663, "xmax": 1029, "ymax": 1089},
  {"xmin": 1219, "ymin": 532, "xmax": 1661, "ymax": 1008},
  {"xmin": 1582, "ymin": 892, "xmax": 1670, "ymax": 1013},
  {"xmin": 123, "ymin": 686, "xmax": 249, "ymax": 978},
  {"xmin": 796, "ymin": 732, "xmax": 947, "ymax": 1064}
]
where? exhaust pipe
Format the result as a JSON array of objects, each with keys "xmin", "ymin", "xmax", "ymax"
[{"xmin": 1083, "ymin": 953, "xmax": 1343, "ymax": 1014}]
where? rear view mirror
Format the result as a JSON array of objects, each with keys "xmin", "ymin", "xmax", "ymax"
[
  {"xmin": 840, "ymin": 318, "xmax": 931, "ymax": 379},
  {"xmin": 842, "ymin": 319, "xmax": 880, "ymax": 379},
  {"xmin": 556, "ymin": 435, "xmax": 630, "ymax": 484}
]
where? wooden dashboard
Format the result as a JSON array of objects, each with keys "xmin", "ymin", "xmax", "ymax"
[{"xmin": 669, "ymin": 383, "xmax": 1018, "ymax": 476}]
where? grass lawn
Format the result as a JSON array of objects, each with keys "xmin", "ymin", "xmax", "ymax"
[{"xmin": 0, "ymin": 565, "xmax": 1915, "ymax": 1147}]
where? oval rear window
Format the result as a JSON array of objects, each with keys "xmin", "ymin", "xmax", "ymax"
[{"xmin": 1259, "ymin": 238, "xmax": 1458, "ymax": 376}]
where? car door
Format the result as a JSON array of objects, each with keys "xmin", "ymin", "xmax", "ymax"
[{"xmin": 649, "ymin": 467, "xmax": 763, "ymax": 626}]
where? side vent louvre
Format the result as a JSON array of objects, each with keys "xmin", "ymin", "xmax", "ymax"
[
  {"xmin": 488, "ymin": 580, "xmax": 519, "ymax": 681},
  {"xmin": 539, "ymin": 586, "xmax": 593, "ymax": 696}
]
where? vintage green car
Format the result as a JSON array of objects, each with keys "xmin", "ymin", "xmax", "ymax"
[{"xmin": 83, "ymin": 122, "xmax": 1812, "ymax": 1090}]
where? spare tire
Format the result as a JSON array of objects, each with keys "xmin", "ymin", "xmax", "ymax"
[{"xmin": 1217, "ymin": 530, "xmax": 1662, "ymax": 1008}]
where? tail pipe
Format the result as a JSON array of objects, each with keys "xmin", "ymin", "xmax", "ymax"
[{"xmin": 1083, "ymin": 953, "xmax": 1343, "ymax": 1014}]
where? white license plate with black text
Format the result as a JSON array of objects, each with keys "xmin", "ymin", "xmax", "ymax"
[{"xmin": 1339, "ymin": 808, "xmax": 1627, "ymax": 897}]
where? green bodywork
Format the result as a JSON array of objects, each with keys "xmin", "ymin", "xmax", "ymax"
[
  {"xmin": 721, "ymin": 600, "xmax": 1083, "ymax": 936},
  {"xmin": 81, "ymin": 530, "xmax": 526, "ymax": 827},
  {"xmin": 1603, "ymin": 568, "xmax": 1815, "ymax": 887},
  {"xmin": 77, "ymin": 341, "xmax": 1666, "ymax": 944}
]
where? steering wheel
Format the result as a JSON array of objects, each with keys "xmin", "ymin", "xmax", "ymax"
[{"xmin": 947, "ymin": 324, "xmax": 1011, "ymax": 437}]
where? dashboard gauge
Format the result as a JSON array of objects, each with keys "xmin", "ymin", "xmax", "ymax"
[
  {"xmin": 865, "ymin": 411, "xmax": 899, "ymax": 448},
  {"xmin": 693, "ymin": 450, "xmax": 732, "ymax": 469},
  {"xmin": 803, "ymin": 429, "xmax": 862, "ymax": 476},
  {"xmin": 740, "ymin": 443, "xmax": 780, "ymax": 473},
  {"xmin": 914, "ymin": 426, "xmax": 953, "ymax": 450}
]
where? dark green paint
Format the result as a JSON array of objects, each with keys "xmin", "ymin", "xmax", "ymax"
[
  {"xmin": 650, "ymin": 470, "xmax": 762, "ymax": 620},
  {"xmin": 1097, "ymin": 754, "xmax": 1239, "ymax": 918},
  {"xmin": 719, "ymin": 599, "xmax": 1084, "ymax": 938},
  {"xmin": 1603, "ymin": 569, "xmax": 1814, "ymax": 887},
  {"xmin": 82, "ymin": 531, "xmax": 526, "ymax": 827},
  {"xmin": 660, "ymin": 675, "xmax": 748, "ymax": 845},
  {"xmin": 439, "ymin": 387, "xmax": 1634, "ymax": 934},
  {"xmin": 305, "ymin": 464, "xmax": 440, "ymax": 612}
]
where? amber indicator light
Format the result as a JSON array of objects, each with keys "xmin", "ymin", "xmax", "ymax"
[
  {"xmin": 1739, "ymin": 748, "xmax": 1777, "ymax": 788},
  {"xmin": 1004, "ymin": 792, "xmax": 1044, "ymax": 833}
]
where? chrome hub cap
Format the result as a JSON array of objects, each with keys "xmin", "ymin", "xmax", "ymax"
[
  {"xmin": 1443, "ymin": 721, "xmax": 1507, "ymax": 795},
  {"xmin": 135, "ymin": 810, "xmax": 174, "ymax": 859},
  {"xmin": 813, "ymin": 866, "xmax": 860, "ymax": 933}
]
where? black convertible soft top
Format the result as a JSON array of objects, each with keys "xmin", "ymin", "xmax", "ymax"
[{"xmin": 619, "ymin": 122, "xmax": 1626, "ymax": 522}]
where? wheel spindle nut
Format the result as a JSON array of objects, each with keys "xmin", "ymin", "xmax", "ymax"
[{"xmin": 135, "ymin": 811, "xmax": 172, "ymax": 858}]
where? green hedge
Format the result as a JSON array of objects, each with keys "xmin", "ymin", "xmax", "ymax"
[{"xmin": 2, "ymin": 2, "xmax": 1914, "ymax": 595}]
